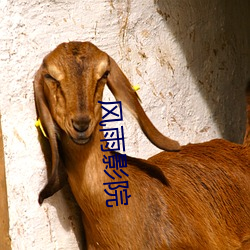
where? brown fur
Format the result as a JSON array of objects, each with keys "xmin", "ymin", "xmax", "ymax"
[{"xmin": 34, "ymin": 42, "xmax": 250, "ymax": 249}]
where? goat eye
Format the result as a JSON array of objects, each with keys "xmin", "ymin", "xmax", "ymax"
[
  {"xmin": 102, "ymin": 71, "xmax": 109, "ymax": 79},
  {"xmin": 44, "ymin": 73, "xmax": 54, "ymax": 79},
  {"xmin": 44, "ymin": 73, "xmax": 60, "ymax": 87}
]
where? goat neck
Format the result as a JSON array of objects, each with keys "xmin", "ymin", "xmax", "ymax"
[{"xmin": 60, "ymin": 124, "xmax": 113, "ymax": 201}]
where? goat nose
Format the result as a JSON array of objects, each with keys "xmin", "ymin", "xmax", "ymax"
[{"xmin": 72, "ymin": 116, "xmax": 91, "ymax": 132}]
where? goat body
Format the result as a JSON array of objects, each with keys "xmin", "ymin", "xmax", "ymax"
[{"xmin": 34, "ymin": 42, "xmax": 250, "ymax": 249}]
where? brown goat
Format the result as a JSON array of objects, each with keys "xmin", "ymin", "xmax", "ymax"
[{"xmin": 34, "ymin": 42, "xmax": 250, "ymax": 249}]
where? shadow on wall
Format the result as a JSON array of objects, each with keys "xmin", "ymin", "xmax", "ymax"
[{"xmin": 155, "ymin": 0, "xmax": 250, "ymax": 143}]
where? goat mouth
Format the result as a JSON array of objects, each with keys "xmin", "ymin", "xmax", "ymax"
[{"xmin": 66, "ymin": 125, "xmax": 93, "ymax": 145}]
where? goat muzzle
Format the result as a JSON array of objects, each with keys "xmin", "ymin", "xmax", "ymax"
[
  {"xmin": 69, "ymin": 115, "xmax": 92, "ymax": 144},
  {"xmin": 72, "ymin": 116, "xmax": 90, "ymax": 133}
]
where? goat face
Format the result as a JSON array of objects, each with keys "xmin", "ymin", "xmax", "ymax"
[
  {"xmin": 40, "ymin": 42, "xmax": 109, "ymax": 145},
  {"xmin": 35, "ymin": 41, "xmax": 180, "ymax": 150}
]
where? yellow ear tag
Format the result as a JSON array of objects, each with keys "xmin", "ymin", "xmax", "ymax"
[
  {"xmin": 132, "ymin": 84, "xmax": 140, "ymax": 91},
  {"xmin": 35, "ymin": 118, "xmax": 48, "ymax": 138},
  {"xmin": 132, "ymin": 84, "xmax": 141, "ymax": 102}
]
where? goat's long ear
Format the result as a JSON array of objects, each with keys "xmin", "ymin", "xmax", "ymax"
[
  {"xmin": 34, "ymin": 66, "xmax": 67, "ymax": 204},
  {"xmin": 107, "ymin": 57, "xmax": 180, "ymax": 151}
]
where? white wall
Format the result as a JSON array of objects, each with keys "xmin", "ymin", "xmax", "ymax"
[{"xmin": 0, "ymin": 0, "xmax": 249, "ymax": 249}]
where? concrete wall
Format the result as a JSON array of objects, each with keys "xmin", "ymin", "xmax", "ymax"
[{"xmin": 0, "ymin": 0, "xmax": 249, "ymax": 249}]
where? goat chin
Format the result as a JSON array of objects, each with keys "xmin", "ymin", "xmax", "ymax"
[
  {"xmin": 34, "ymin": 41, "xmax": 250, "ymax": 249},
  {"xmin": 69, "ymin": 134, "xmax": 91, "ymax": 145},
  {"xmin": 71, "ymin": 137, "xmax": 90, "ymax": 145}
]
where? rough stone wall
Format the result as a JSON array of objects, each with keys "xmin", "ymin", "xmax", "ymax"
[{"xmin": 0, "ymin": 0, "xmax": 249, "ymax": 249}]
